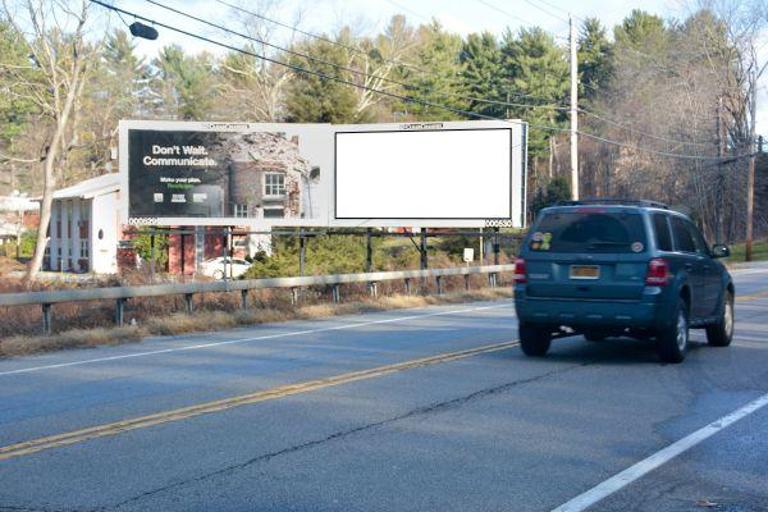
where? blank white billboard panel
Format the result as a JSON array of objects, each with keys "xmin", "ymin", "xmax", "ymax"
[{"xmin": 335, "ymin": 128, "xmax": 512, "ymax": 219}]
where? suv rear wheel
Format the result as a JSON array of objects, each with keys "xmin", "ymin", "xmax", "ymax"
[
  {"xmin": 706, "ymin": 291, "xmax": 734, "ymax": 347},
  {"xmin": 519, "ymin": 323, "xmax": 551, "ymax": 357},
  {"xmin": 656, "ymin": 298, "xmax": 689, "ymax": 364}
]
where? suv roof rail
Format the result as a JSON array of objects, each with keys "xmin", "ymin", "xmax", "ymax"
[{"xmin": 554, "ymin": 198, "xmax": 669, "ymax": 209}]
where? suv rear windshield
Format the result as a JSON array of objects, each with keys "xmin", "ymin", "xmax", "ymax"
[{"xmin": 530, "ymin": 211, "xmax": 648, "ymax": 253}]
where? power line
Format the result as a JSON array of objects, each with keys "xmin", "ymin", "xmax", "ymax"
[
  {"xmin": 91, "ymin": 1, "xmax": 538, "ymax": 126},
  {"xmin": 144, "ymin": 0, "xmax": 567, "ymax": 113},
  {"xmin": 380, "ymin": 0, "xmax": 430, "ymax": 22},
  {"xmin": 475, "ymin": 0, "xmax": 538, "ymax": 29},
  {"xmin": 519, "ymin": 0, "xmax": 570, "ymax": 25},
  {"xmin": 527, "ymin": 0, "xmax": 573, "ymax": 18},
  {"xmin": 214, "ymin": 0, "xmax": 430, "ymax": 73},
  {"xmin": 212, "ymin": 0, "xmax": 571, "ymax": 108},
  {"xmin": 90, "ymin": 0, "xmax": 740, "ymax": 163},
  {"xmin": 145, "ymin": 0, "xmax": 414, "ymax": 90},
  {"xmin": 475, "ymin": 0, "xmax": 568, "ymax": 42},
  {"xmin": 578, "ymin": 107, "xmax": 715, "ymax": 148}
]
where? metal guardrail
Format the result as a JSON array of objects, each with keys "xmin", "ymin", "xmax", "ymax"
[{"xmin": 0, "ymin": 264, "xmax": 515, "ymax": 335}]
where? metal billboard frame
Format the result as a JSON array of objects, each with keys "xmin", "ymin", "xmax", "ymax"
[{"xmin": 119, "ymin": 119, "xmax": 527, "ymax": 229}]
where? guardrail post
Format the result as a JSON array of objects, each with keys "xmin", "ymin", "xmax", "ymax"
[
  {"xmin": 436, "ymin": 275, "xmax": 444, "ymax": 295},
  {"xmin": 184, "ymin": 293, "xmax": 194, "ymax": 314},
  {"xmin": 240, "ymin": 289, "xmax": 249, "ymax": 310},
  {"xmin": 368, "ymin": 281, "xmax": 378, "ymax": 298},
  {"xmin": 42, "ymin": 303, "xmax": 52, "ymax": 335},
  {"xmin": 488, "ymin": 272, "xmax": 497, "ymax": 288},
  {"xmin": 404, "ymin": 278, "xmax": 412, "ymax": 295},
  {"xmin": 332, "ymin": 284, "xmax": 341, "ymax": 303},
  {"xmin": 291, "ymin": 287, "xmax": 299, "ymax": 305},
  {"xmin": 464, "ymin": 274, "xmax": 471, "ymax": 291},
  {"xmin": 115, "ymin": 298, "xmax": 126, "ymax": 327}
]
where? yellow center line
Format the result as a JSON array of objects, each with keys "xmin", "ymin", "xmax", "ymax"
[{"xmin": 0, "ymin": 340, "xmax": 519, "ymax": 462}]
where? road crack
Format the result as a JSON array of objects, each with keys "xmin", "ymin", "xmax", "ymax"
[{"xmin": 101, "ymin": 361, "xmax": 590, "ymax": 511}]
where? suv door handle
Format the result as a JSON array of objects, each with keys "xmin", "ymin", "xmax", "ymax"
[{"xmin": 684, "ymin": 263, "xmax": 694, "ymax": 271}]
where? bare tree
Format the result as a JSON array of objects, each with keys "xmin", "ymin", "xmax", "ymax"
[
  {"xmin": 1, "ymin": 0, "xmax": 100, "ymax": 278},
  {"xmin": 695, "ymin": 0, "xmax": 768, "ymax": 255},
  {"xmin": 347, "ymin": 15, "xmax": 418, "ymax": 116},
  {"xmin": 216, "ymin": 0, "xmax": 298, "ymax": 121}
]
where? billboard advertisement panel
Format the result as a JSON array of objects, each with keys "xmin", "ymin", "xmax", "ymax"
[
  {"xmin": 120, "ymin": 121, "xmax": 332, "ymax": 227},
  {"xmin": 120, "ymin": 120, "xmax": 527, "ymax": 228},
  {"xmin": 335, "ymin": 128, "xmax": 513, "ymax": 220}
]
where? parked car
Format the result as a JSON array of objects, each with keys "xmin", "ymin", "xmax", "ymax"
[
  {"xmin": 200, "ymin": 257, "xmax": 252, "ymax": 279},
  {"xmin": 513, "ymin": 200, "xmax": 734, "ymax": 363}
]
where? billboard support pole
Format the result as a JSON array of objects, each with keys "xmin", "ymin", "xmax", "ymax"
[
  {"xmin": 479, "ymin": 227, "xmax": 484, "ymax": 265},
  {"xmin": 420, "ymin": 229, "xmax": 428, "ymax": 271},
  {"xmin": 180, "ymin": 230, "xmax": 186, "ymax": 277},
  {"xmin": 227, "ymin": 226, "xmax": 234, "ymax": 280},
  {"xmin": 493, "ymin": 227, "xmax": 500, "ymax": 266},
  {"xmin": 420, "ymin": 229, "xmax": 428, "ymax": 293},
  {"xmin": 299, "ymin": 228, "xmax": 306, "ymax": 277},
  {"xmin": 365, "ymin": 228, "xmax": 373, "ymax": 273},
  {"xmin": 149, "ymin": 231, "xmax": 156, "ymax": 283},
  {"xmin": 220, "ymin": 228, "xmax": 227, "ymax": 281}
]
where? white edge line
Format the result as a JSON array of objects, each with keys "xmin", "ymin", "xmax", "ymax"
[
  {"xmin": 0, "ymin": 302, "xmax": 514, "ymax": 377},
  {"xmin": 550, "ymin": 391, "xmax": 768, "ymax": 512}
]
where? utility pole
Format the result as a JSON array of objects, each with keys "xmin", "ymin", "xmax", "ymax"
[
  {"xmin": 716, "ymin": 96, "xmax": 725, "ymax": 244},
  {"xmin": 746, "ymin": 135, "xmax": 764, "ymax": 260},
  {"xmin": 746, "ymin": 68, "xmax": 758, "ymax": 262},
  {"xmin": 569, "ymin": 15, "xmax": 579, "ymax": 200}
]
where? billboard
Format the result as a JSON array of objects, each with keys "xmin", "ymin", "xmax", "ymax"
[
  {"xmin": 335, "ymin": 127, "xmax": 513, "ymax": 220},
  {"xmin": 120, "ymin": 121, "xmax": 332, "ymax": 227},
  {"xmin": 120, "ymin": 120, "xmax": 527, "ymax": 228}
]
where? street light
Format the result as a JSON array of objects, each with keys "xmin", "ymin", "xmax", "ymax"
[{"xmin": 129, "ymin": 22, "xmax": 158, "ymax": 40}]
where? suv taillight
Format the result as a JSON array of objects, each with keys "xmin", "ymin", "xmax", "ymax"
[
  {"xmin": 645, "ymin": 258, "xmax": 670, "ymax": 286},
  {"xmin": 514, "ymin": 258, "xmax": 527, "ymax": 284}
]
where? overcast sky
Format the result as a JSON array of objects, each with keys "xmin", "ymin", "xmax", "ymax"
[{"xmin": 107, "ymin": 0, "xmax": 766, "ymax": 136}]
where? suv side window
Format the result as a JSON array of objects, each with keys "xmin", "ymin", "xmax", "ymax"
[
  {"xmin": 671, "ymin": 216, "xmax": 696, "ymax": 253},
  {"xmin": 685, "ymin": 221, "xmax": 710, "ymax": 256},
  {"xmin": 652, "ymin": 214, "xmax": 673, "ymax": 252}
]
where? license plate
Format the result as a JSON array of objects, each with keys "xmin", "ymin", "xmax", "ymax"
[{"xmin": 570, "ymin": 265, "xmax": 600, "ymax": 280}]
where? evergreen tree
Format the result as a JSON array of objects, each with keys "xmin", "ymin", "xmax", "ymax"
[
  {"xmin": 501, "ymin": 27, "xmax": 568, "ymax": 158},
  {"xmin": 151, "ymin": 45, "xmax": 217, "ymax": 120},
  {"xmin": 284, "ymin": 39, "xmax": 359, "ymax": 123},
  {"xmin": 102, "ymin": 29, "xmax": 149, "ymax": 119},
  {"xmin": 460, "ymin": 32, "xmax": 504, "ymax": 118},
  {"xmin": 614, "ymin": 10, "xmax": 669, "ymax": 60},
  {"xmin": 402, "ymin": 21, "xmax": 468, "ymax": 121},
  {"xmin": 578, "ymin": 18, "xmax": 612, "ymax": 104},
  {"xmin": 0, "ymin": 20, "xmax": 37, "ymax": 143}
]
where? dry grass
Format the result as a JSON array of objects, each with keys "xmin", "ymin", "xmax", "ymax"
[
  {"xmin": 0, "ymin": 326, "xmax": 144, "ymax": 357},
  {"xmin": 0, "ymin": 287, "xmax": 514, "ymax": 358}
]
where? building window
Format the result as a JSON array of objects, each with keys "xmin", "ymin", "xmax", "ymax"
[
  {"xmin": 264, "ymin": 173, "xmax": 285, "ymax": 197},
  {"xmin": 80, "ymin": 240, "xmax": 89, "ymax": 259},
  {"xmin": 67, "ymin": 201, "xmax": 73, "ymax": 238},
  {"xmin": 55, "ymin": 202, "xmax": 61, "ymax": 238},
  {"xmin": 234, "ymin": 204, "xmax": 249, "ymax": 218},
  {"xmin": 263, "ymin": 207, "xmax": 284, "ymax": 219}
]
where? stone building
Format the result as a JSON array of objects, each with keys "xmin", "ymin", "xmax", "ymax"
[{"xmin": 222, "ymin": 132, "xmax": 317, "ymax": 220}]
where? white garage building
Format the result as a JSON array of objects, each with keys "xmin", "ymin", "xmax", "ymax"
[{"xmin": 45, "ymin": 174, "xmax": 121, "ymax": 274}]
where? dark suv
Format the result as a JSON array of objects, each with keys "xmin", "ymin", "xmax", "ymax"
[{"xmin": 513, "ymin": 200, "xmax": 734, "ymax": 363}]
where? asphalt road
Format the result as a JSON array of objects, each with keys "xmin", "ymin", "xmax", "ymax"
[{"xmin": 1, "ymin": 264, "xmax": 768, "ymax": 512}]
